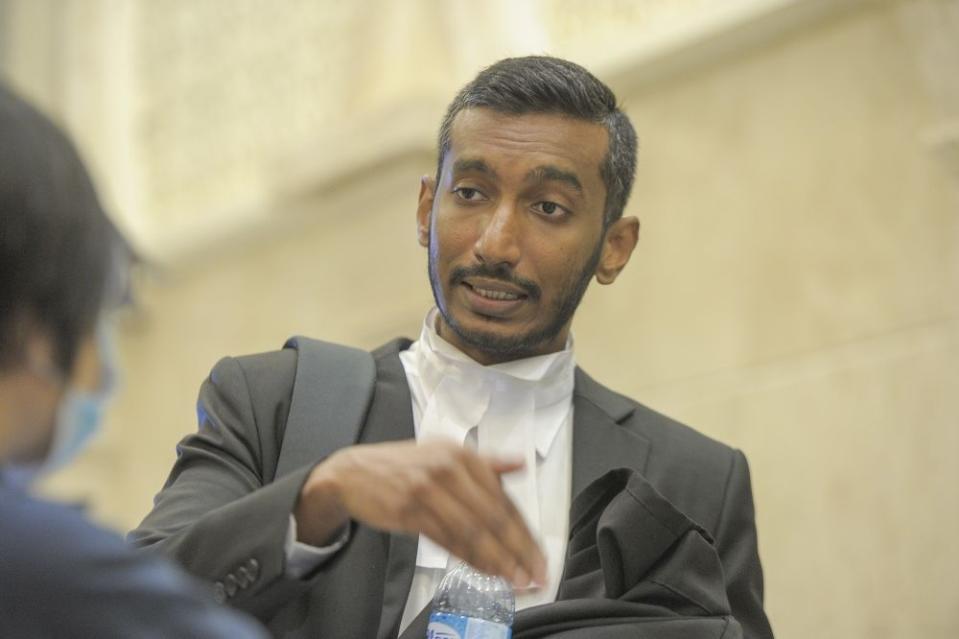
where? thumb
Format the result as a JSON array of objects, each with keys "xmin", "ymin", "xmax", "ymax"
[{"xmin": 487, "ymin": 456, "xmax": 525, "ymax": 475}]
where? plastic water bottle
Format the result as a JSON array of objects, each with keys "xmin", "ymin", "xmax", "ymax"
[{"xmin": 427, "ymin": 561, "xmax": 515, "ymax": 639}]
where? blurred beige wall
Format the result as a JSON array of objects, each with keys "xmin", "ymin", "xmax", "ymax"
[{"xmin": 2, "ymin": 1, "xmax": 957, "ymax": 637}]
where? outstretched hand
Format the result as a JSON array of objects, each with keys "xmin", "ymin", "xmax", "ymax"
[{"xmin": 294, "ymin": 439, "xmax": 546, "ymax": 588}]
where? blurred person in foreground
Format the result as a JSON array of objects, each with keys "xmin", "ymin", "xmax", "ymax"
[
  {"xmin": 133, "ymin": 56, "xmax": 774, "ymax": 638},
  {"xmin": 0, "ymin": 84, "xmax": 267, "ymax": 638}
]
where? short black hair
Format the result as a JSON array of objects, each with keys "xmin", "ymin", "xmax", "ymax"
[
  {"xmin": 0, "ymin": 83, "xmax": 123, "ymax": 375},
  {"xmin": 436, "ymin": 56, "xmax": 638, "ymax": 225}
]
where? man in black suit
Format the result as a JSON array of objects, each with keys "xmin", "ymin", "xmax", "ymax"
[{"xmin": 132, "ymin": 56, "xmax": 774, "ymax": 638}]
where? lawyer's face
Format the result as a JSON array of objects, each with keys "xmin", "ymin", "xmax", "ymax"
[{"xmin": 416, "ymin": 107, "xmax": 637, "ymax": 365}]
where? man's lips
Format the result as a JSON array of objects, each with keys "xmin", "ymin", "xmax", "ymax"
[
  {"xmin": 462, "ymin": 277, "xmax": 529, "ymax": 302},
  {"xmin": 458, "ymin": 278, "xmax": 530, "ymax": 317}
]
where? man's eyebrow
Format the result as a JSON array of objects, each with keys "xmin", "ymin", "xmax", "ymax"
[
  {"xmin": 452, "ymin": 158, "xmax": 498, "ymax": 178},
  {"xmin": 525, "ymin": 165, "xmax": 583, "ymax": 194}
]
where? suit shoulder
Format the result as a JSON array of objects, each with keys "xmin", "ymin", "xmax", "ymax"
[
  {"xmin": 627, "ymin": 398, "xmax": 736, "ymax": 464},
  {"xmin": 577, "ymin": 370, "xmax": 736, "ymax": 465},
  {"xmin": 224, "ymin": 347, "xmax": 298, "ymax": 386},
  {"xmin": 578, "ymin": 373, "xmax": 740, "ymax": 527},
  {"xmin": 216, "ymin": 336, "xmax": 411, "ymax": 386},
  {"xmin": 203, "ymin": 348, "xmax": 298, "ymax": 410}
]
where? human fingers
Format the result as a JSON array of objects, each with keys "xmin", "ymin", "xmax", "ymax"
[
  {"xmin": 486, "ymin": 456, "xmax": 526, "ymax": 475},
  {"xmin": 325, "ymin": 441, "xmax": 544, "ymax": 585},
  {"xmin": 460, "ymin": 451, "xmax": 547, "ymax": 586},
  {"xmin": 409, "ymin": 470, "xmax": 526, "ymax": 585},
  {"xmin": 397, "ymin": 444, "xmax": 534, "ymax": 585}
]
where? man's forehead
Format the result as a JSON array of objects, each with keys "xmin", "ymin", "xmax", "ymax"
[{"xmin": 445, "ymin": 108, "xmax": 609, "ymax": 178}]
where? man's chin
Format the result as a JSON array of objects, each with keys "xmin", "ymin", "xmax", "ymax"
[{"xmin": 445, "ymin": 315, "xmax": 549, "ymax": 359}]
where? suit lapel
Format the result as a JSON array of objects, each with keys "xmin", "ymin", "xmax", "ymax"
[
  {"xmin": 571, "ymin": 368, "xmax": 650, "ymax": 500},
  {"xmin": 362, "ymin": 341, "xmax": 420, "ymax": 639},
  {"xmin": 363, "ymin": 339, "xmax": 415, "ymax": 444},
  {"xmin": 377, "ymin": 533, "xmax": 418, "ymax": 639}
]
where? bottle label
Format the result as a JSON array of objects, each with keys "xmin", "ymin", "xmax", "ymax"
[{"xmin": 427, "ymin": 612, "xmax": 511, "ymax": 639}]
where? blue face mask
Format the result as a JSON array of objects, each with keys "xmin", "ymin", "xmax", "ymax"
[
  {"xmin": 4, "ymin": 327, "xmax": 117, "ymax": 488},
  {"xmin": 43, "ymin": 386, "xmax": 112, "ymax": 473}
]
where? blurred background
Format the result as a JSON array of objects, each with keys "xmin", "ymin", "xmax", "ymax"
[{"xmin": 1, "ymin": 0, "xmax": 957, "ymax": 636}]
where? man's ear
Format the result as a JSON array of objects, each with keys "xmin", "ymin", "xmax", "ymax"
[
  {"xmin": 21, "ymin": 324, "xmax": 63, "ymax": 383},
  {"xmin": 595, "ymin": 216, "xmax": 640, "ymax": 285},
  {"xmin": 416, "ymin": 175, "xmax": 436, "ymax": 247}
]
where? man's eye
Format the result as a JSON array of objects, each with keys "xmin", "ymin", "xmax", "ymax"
[
  {"xmin": 453, "ymin": 187, "xmax": 483, "ymax": 201},
  {"xmin": 534, "ymin": 201, "xmax": 566, "ymax": 216}
]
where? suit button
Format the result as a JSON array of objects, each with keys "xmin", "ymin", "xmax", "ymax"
[
  {"xmin": 224, "ymin": 574, "xmax": 238, "ymax": 597},
  {"xmin": 247, "ymin": 558, "xmax": 260, "ymax": 581},
  {"xmin": 213, "ymin": 582, "xmax": 226, "ymax": 604},
  {"xmin": 237, "ymin": 566, "xmax": 251, "ymax": 589}
]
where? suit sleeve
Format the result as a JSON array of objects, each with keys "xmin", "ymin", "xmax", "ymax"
[
  {"xmin": 129, "ymin": 354, "xmax": 322, "ymax": 619},
  {"xmin": 713, "ymin": 450, "xmax": 775, "ymax": 639}
]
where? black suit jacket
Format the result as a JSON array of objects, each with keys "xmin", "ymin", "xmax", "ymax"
[{"xmin": 131, "ymin": 339, "xmax": 773, "ymax": 638}]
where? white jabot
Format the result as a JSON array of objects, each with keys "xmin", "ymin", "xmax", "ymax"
[{"xmin": 398, "ymin": 308, "xmax": 575, "ymax": 633}]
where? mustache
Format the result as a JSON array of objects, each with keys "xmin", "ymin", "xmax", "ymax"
[{"xmin": 450, "ymin": 263, "xmax": 542, "ymax": 301}]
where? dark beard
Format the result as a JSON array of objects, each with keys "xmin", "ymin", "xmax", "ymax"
[{"xmin": 427, "ymin": 233, "xmax": 604, "ymax": 359}]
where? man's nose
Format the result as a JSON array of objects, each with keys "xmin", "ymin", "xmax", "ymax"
[{"xmin": 473, "ymin": 202, "xmax": 521, "ymax": 267}]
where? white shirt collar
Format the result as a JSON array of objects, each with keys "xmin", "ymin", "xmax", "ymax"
[{"xmin": 404, "ymin": 308, "xmax": 575, "ymax": 458}]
